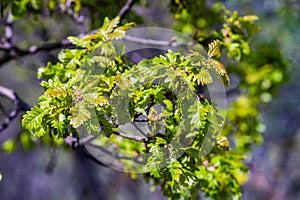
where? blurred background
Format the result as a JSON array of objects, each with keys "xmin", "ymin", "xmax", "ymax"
[{"xmin": 0, "ymin": 0, "xmax": 300, "ymax": 199}]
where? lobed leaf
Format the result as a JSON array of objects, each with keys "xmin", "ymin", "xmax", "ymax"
[
  {"xmin": 69, "ymin": 102, "xmax": 91, "ymax": 128},
  {"xmin": 207, "ymin": 40, "xmax": 221, "ymax": 59},
  {"xmin": 195, "ymin": 68, "xmax": 213, "ymax": 86},
  {"xmin": 22, "ymin": 106, "xmax": 47, "ymax": 133}
]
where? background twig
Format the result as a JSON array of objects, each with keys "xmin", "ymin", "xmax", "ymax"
[
  {"xmin": 118, "ymin": 0, "xmax": 138, "ymax": 20},
  {"xmin": 0, "ymin": 86, "xmax": 30, "ymax": 132}
]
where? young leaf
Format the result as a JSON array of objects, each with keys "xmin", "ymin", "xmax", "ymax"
[
  {"xmin": 207, "ymin": 40, "xmax": 221, "ymax": 59},
  {"xmin": 58, "ymin": 49, "xmax": 86, "ymax": 69},
  {"xmin": 208, "ymin": 65, "xmax": 230, "ymax": 87},
  {"xmin": 83, "ymin": 93, "xmax": 108, "ymax": 106},
  {"xmin": 69, "ymin": 102, "xmax": 91, "ymax": 128},
  {"xmin": 67, "ymin": 36, "xmax": 88, "ymax": 48},
  {"xmin": 80, "ymin": 33, "xmax": 98, "ymax": 43},
  {"xmin": 196, "ymin": 69, "xmax": 213, "ymax": 86},
  {"xmin": 207, "ymin": 59, "xmax": 227, "ymax": 75},
  {"xmin": 51, "ymin": 113, "xmax": 66, "ymax": 135},
  {"xmin": 45, "ymin": 86, "xmax": 68, "ymax": 98},
  {"xmin": 107, "ymin": 16, "xmax": 120, "ymax": 33},
  {"xmin": 22, "ymin": 106, "xmax": 47, "ymax": 131},
  {"xmin": 93, "ymin": 56, "xmax": 114, "ymax": 68},
  {"xmin": 108, "ymin": 29, "xmax": 125, "ymax": 40}
]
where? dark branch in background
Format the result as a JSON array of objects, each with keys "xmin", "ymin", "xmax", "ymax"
[
  {"xmin": 57, "ymin": 0, "xmax": 85, "ymax": 36},
  {"xmin": 118, "ymin": 0, "xmax": 138, "ymax": 20},
  {"xmin": 0, "ymin": 39, "xmax": 73, "ymax": 66},
  {"xmin": 123, "ymin": 35, "xmax": 185, "ymax": 47},
  {"xmin": 0, "ymin": 0, "xmax": 143, "ymax": 168},
  {"xmin": 114, "ymin": 131, "xmax": 148, "ymax": 142},
  {"xmin": 64, "ymin": 135, "xmax": 96, "ymax": 148},
  {"xmin": 0, "ymin": 86, "xmax": 30, "ymax": 133},
  {"xmin": 133, "ymin": 118, "xmax": 148, "ymax": 122},
  {"xmin": 64, "ymin": 134, "xmax": 145, "ymax": 165},
  {"xmin": 0, "ymin": 101, "xmax": 7, "ymax": 116},
  {"xmin": 0, "ymin": 11, "xmax": 14, "ymax": 64},
  {"xmin": 0, "ymin": 0, "xmax": 139, "ymax": 67},
  {"xmin": 89, "ymin": 143, "xmax": 145, "ymax": 164},
  {"xmin": 64, "ymin": 129, "xmax": 147, "ymax": 146},
  {"xmin": 4, "ymin": 11, "xmax": 13, "ymax": 46}
]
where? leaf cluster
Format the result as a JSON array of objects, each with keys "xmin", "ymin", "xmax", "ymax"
[{"xmin": 21, "ymin": 16, "xmax": 238, "ymax": 199}]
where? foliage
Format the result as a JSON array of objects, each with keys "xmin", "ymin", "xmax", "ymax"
[
  {"xmin": 169, "ymin": 0, "xmax": 289, "ymax": 166},
  {"xmin": 1, "ymin": 0, "xmax": 140, "ymax": 28},
  {"xmin": 20, "ymin": 16, "xmax": 243, "ymax": 199},
  {"xmin": 0, "ymin": 0, "xmax": 290, "ymax": 200}
]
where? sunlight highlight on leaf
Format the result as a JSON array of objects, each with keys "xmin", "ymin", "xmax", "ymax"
[{"xmin": 207, "ymin": 40, "xmax": 221, "ymax": 58}]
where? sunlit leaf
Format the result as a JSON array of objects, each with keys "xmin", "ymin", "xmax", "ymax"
[
  {"xmin": 83, "ymin": 93, "xmax": 108, "ymax": 105},
  {"xmin": 208, "ymin": 59, "xmax": 226, "ymax": 75},
  {"xmin": 69, "ymin": 102, "xmax": 91, "ymax": 128},
  {"xmin": 80, "ymin": 33, "xmax": 98, "ymax": 42},
  {"xmin": 107, "ymin": 16, "xmax": 120, "ymax": 33},
  {"xmin": 45, "ymin": 86, "xmax": 68, "ymax": 98},
  {"xmin": 216, "ymin": 136, "xmax": 230, "ymax": 151},
  {"xmin": 51, "ymin": 113, "xmax": 66, "ymax": 134},
  {"xmin": 93, "ymin": 56, "xmax": 114, "ymax": 67},
  {"xmin": 196, "ymin": 68, "xmax": 213, "ymax": 85},
  {"xmin": 207, "ymin": 40, "xmax": 221, "ymax": 58},
  {"xmin": 58, "ymin": 49, "xmax": 86, "ymax": 69},
  {"xmin": 108, "ymin": 29, "xmax": 125, "ymax": 40},
  {"xmin": 22, "ymin": 106, "xmax": 47, "ymax": 131}
]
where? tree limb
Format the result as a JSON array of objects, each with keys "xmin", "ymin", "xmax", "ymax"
[
  {"xmin": 57, "ymin": 0, "xmax": 85, "ymax": 35},
  {"xmin": 64, "ymin": 134, "xmax": 145, "ymax": 165},
  {"xmin": 88, "ymin": 143, "xmax": 145, "ymax": 164},
  {"xmin": 64, "ymin": 135, "xmax": 96, "ymax": 148},
  {"xmin": 4, "ymin": 11, "xmax": 13, "ymax": 46},
  {"xmin": 0, "ymin": 0, "xmax": 139, "ymax": 67},
  {"xmin": 0, "ymin": 86, "xmax": 30, "ymax": 132},
  {"xmin": 118, "ymin": 0, "xmax": 138, "ymax": 21},
  {"xmin": 64, "ymin": 128, "xmax": 148, "ymax": 147},
  {"xmin": 114, "ymin": 131, "xmax": 148, "ymax": 142},
  {"xmin": 123, "ymin": 35, "xmax": 195, "ymax": 48},
  {"xmin": 0, "ymin": 39, "xmax": 73, "ymax": 66}
]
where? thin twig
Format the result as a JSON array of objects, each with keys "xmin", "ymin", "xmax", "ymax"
[
  {"xmin": 0, "ymin": 86, "xmax": 30, "ymax": 110},
  {"xmin": 0, "ymin": 109, "xmax": 20, "ymax": 132},
  {"xmin": 133, "ymin": 118, "xmax": 148, "ymax": 122},
  {"xmin": 0, "ymin": 101, "xmax": 8, "ymax": 116},
  {"xmin": 64, "ymin": 134, "xmax": 145, "ymax": 164},
  {"xmin": 0, "ymin": 86, "xmax": 16, "ymax": 102},
  {"xmin": 88, "ymin": 143, "xmax": 145, "ymax": 164},
  {"xmin": 4, "ymin": 11, "xmax": 13, "ymax": 46},
  {"xmin": 0, "ymin": 86, "xmax": 30, "ymax": 132},
  {"xmin": 57, "ymin": 0, "xmax": 85, "ymax": 35},
  {"xmin": 114, "ymin": 131, "xmax": 148, "ymax": 142},
  {"xmin": 0, "ymin": 0, "xmax": 136, "ymax": 67},
  {"xmin": 0, "ymin": 39, "xmax": 73, "ymax": 66},
  {"xmin": 64, "ymin": 135, "xmax": 96, "ymax": 148},
  {"xmin": 0, "ymin": 34, "xmax": 190, "ymax": 66},
  {"xmin": 123, "ymin": 35, "xmax": 176, "ymax": 46},
  {"xmin": 123, "ymin": 35, "xmax": 195, "ymax": 48},
  {"xmin": 118, "ymin": 0, "xmax": 138, "ymax": 21}
]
